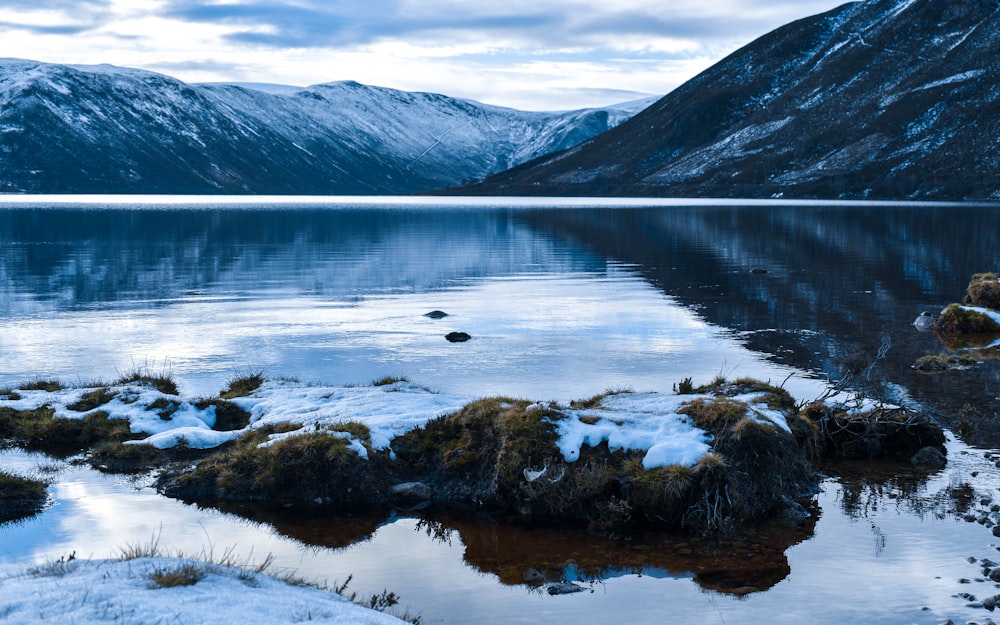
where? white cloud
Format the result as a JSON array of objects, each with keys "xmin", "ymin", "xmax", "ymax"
[{"xmin": 0, "ymin": 0, "xmax": 846, "ymax": 110}]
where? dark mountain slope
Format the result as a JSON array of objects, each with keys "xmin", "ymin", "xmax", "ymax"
[
  {"xmin": 458, "ymin": 0, "xmax": 1000, "ymax": 201},
  {"xmin": 0, "ymin": 60, "xmax": 650, "ymax": 195}
]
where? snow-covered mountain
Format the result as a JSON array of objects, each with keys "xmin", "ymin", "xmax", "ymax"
[
  {"xmin": 0, "ymin": 59, "xmax": 652, "ymax": 194},
  {"xmin": 460, "ymin": 0, "xmax": 1000, "ymax": 201}
]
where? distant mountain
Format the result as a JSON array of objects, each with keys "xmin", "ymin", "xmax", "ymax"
[
  {"xmin": 457, "ymin": 0, "xmax": 1000, "ymax": 201},
  {"xmin": 0, "ymin": 59, "xmax": 652, "ymax": 194}
]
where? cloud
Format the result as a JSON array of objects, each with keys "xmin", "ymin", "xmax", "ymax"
[
  {"xmin": 156, "ymin": 0, "xmax": 840, "ymax": 53},
  {"xmin": 0, "ymin": 0, "xmax": 111, "ymax": 35}
]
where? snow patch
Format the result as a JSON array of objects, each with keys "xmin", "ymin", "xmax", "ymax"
[
  {"xmin": 0, "ymin": 558, "xmax": 407, "ymax": 625},
  {"xmin": 558, "ymin": 393, "xmax": 712, "ymax": 469}
]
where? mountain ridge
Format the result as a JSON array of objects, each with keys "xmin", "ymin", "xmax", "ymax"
[
  {"xmin": 0, "ymin": 59, "xmax": 652, "ymax": 195},
  {"xmin": 454, "ymin": 0, "xmax": 1000, "ymax": 201}
]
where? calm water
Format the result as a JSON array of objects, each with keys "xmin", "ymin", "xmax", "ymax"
[{"xmin": 3, "ymin": 197, "xmax": 1000, "ymax": 624}]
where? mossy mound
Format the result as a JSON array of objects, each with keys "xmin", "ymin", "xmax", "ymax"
[
  {"xmin": 800, "ymin": 403, "xmax": 945, "ymax": 461},
  {"xmin": 159, "ymin": 387, "xmax": 822, "ymax": 536},
  {"xmin": 674, "ymin": 396, "xmax": 815, "ymax": 532},
  {"xmin": 964, "ymin": 272, "xmax": 1000, "ymax": 310},
  {"xmin": 932, "ymin": 303, "xmax": 1000, "ymax": 336},
  {"xmin": 159, "ymin": 424, "xmax": 382, "ymax": 508},
  {"xmin": 0, "ymin": 471, "xmax": 48, "ymax": 522},
  {"xmin": 913, "ymin": 352, "xmax": 979, "ymax": 372},
  {"xmin": 0, "ymin": 407, "xmax": 140, "ymax": 457},
  {"xmin": 391, "ymin": 398, "xmax": 568, "ymax": 511}
]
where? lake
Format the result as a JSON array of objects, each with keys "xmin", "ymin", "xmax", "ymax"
[{"xmin": 2, "ymin": 197, "xmax": 1000, "ymax": 624}]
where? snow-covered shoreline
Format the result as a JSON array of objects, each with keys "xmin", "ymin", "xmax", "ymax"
[{"xmin": 0, "ymin": 556, "xmax": 410, "ymax": 625}]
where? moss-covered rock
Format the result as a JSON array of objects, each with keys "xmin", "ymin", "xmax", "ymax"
[
  {"xmin": 964, "ymin": 272, "xmax": 1000, "ymax": 310},
  {"xmin": 932, "ymin": 303, "xmax": 1000, "ymax": 336},
  {"xmin": 913, "ymin": 352, "xmax": 979, "ymax": 372}
]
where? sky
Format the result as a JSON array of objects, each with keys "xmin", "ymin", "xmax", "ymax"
[{"xmin": 0, "ymin": 0, "xmax": 846, "ymax": 110}]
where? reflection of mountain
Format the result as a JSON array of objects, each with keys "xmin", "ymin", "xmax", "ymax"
[
  {"xmin": 521, "ymin": 205, "xmax": 1000, "ymax": 439},
  {"xmin": 0, "ymin": 207, "xmax": 603, "ymax": 315}
]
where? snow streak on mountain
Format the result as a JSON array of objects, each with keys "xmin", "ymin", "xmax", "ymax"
[
  {"xmin": 0, "ymin": 60, "xmax": 651, "ymax": 195},
  {"xmin": 459, "ymin": 0, "xmax": 1000, "ymax": 201}
]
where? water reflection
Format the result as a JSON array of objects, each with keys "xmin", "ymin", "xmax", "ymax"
[
  {"xmin": 0, "ymin": 202, "xmax": 823, "ymax": 401},
  {"xmin": 3, "ymin": 445, "xmax": 1000, "ymax": 625},
  {"xmin": 522, "ymin": 204, "xmax": 1000, "ymax": 442},
  {"xmin": 226, "ymin": 506, "xmax": 815, "ymax": 596}
]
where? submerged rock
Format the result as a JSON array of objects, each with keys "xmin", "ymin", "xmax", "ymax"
[
  {"xmin": 545, "ymin": 582, "xmax": 585, "ymax": 595},
  {"xmin": 424, "ymin": 310, "xmax": 449, "ymax": 319},
  {"xmin": 445, "ymin": 332, "xmax": 472, "ymax": 343},
  {"xmin": 389, "ymin": 481, "xmax": 433, "ymax": 501},
  {"xmin": 911, "ymin": 446, "xmax": 947, "ymax": 470},
  {"xmin": 913, "ymin": 352, "xmax": 978, "ymax": 372}
]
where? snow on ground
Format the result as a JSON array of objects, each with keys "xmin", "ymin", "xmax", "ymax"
[
  {"xmin": 0, "ymin": 557, "xmax": 408, "ymax": 625},
  {"xmin": 0, "ymin": 378, "xmax": 808, "ymax": 470},
  {"xmin": 229, "ymin": 380, "xmax": 469, "ymax": 453},
  {"xmin": 556, "ymin": 393, "xmax": 712, "ymax": 469}
]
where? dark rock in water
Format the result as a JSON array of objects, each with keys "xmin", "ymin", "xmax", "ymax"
[
  {"xmin": 545, "ymin": 582, "xmax": 585, "ymax": 595},
  {"xmin": 770, "ymin": 498, "xmax": 811, "ymax": 527},
  {"xmin": 445, "ymin": 332, "xmax": 472, "ymax": 343},
  {"xmin": 389, "ymin": 482, "xmax": 433, "ymax": 501},
  {"xmin": 424, "ymin": 310, "xmax": 449, "ymax": 319},
  {"xmin": 523, "ymin": 568, "xmax": 545, "ymax": 584},
  {"xmin": 749, "ymin": 268, "xmax": 768, "ymax": 275},
  {"xmin": 911, "ymin": 446, "xmax": 947, "ymax": 469}
]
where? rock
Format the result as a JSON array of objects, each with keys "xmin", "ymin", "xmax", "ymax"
[
  {"xmin": 445, "ymin": 332, "xmax": 472, "ymax": 343},
  {"xmin": 389, "ymin": 482, "xmax": 433, "ymax": 501},
  {"xmin": 913, "ymin": 311, "xmax": 935, "ymax": 331},
  {"xmin": 911, "ymin": 446, "xmax": 947, "ymax": 469},
  {"xmin": 545, "ymin": 582, "xmax": 585, "ymax": 595},
  {"xmin": 771, "ymin": 498, "xmax": 811, "ymax": 527},
  {"xmin": 424, "ymin": 310, "xmax": 449, "ymax": 319},
  {"xmin": 932, "ymin": 303, "xmax": 1000, "ymax": 336},
  {"xmin": 749, "ymin": 268, "xmax": 768, "ymax": 274},
  {"xmin": 964, "ymin": 273, "xmax": 1000, "ymax": 310},
  {"xmin": 523, "ymin": 568, "xmax": 545, "ymax": 584},
  {"xmin": 989, "ymin": 568, "xmax": 1000, "ymax": 583},
  {"xmin": 992, "ymin": 525, "xmax": 1000, "ymax": 538}
]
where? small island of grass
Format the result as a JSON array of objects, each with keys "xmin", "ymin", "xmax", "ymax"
[{"xmin": 0, "ymin": 369, "xmax": 946, "ymax": 537}]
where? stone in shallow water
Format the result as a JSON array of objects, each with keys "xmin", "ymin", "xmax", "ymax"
[
  {"xmin": 545, "ymin": 582, "xmax": 585, "ymax": 595},
  {"xmin": 389, "ymin": 482, "xmax": 433, "ymax": 501},
  {"xmin": 445, "ymin": 332, "xmax": 471, "ymax": 343},
  {"xmin": 424, "ymin": 310, "xmax": 449, "ymax": 319}
]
